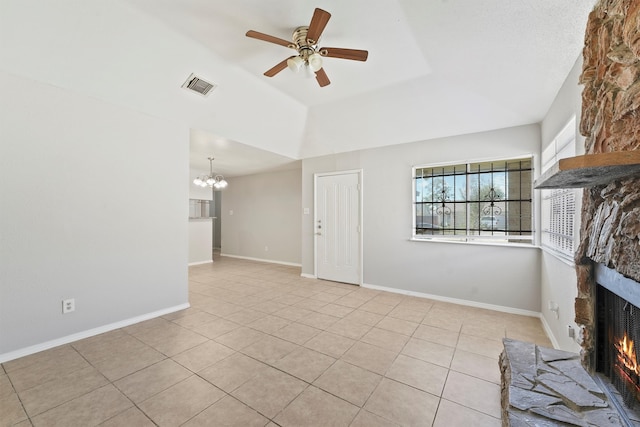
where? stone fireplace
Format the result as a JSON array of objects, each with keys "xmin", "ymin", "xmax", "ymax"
[
  {"xmin": 501, "ymin": 1, "xmax": 640, "ymax": 425},
  {"xmin": 573, "ymin": 0, "xmax": 640, "ymax": 420},
  {"xmin": 574, "ymin": 0, "xmax": 640, "ymax": 373}
]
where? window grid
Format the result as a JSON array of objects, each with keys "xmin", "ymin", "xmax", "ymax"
[{"xmin": 413, "ymin": 158, "xmax": 533, "ymax": 243}]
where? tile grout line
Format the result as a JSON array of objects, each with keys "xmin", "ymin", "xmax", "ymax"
[{"xmin": 6, "ymin": 259, "xmax": 547, "ymax": 426}]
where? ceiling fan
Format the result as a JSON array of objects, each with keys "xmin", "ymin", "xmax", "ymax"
[{"xmin": 246, "ymin": 8, "xmax": 368, "ymax": 87}]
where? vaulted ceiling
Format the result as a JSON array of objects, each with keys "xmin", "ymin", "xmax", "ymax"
[{"xmin": 1, "ymin": 0, "xmax": 596, "ymax": 176}]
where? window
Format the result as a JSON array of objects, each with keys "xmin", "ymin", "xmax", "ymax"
[
  {"xmin": 413, "ymin": 157, "xmax": 533, "ymax": 244},
  {"xmin": 541, "ymin": 118, "xmax": 578, "ymax": 260}
]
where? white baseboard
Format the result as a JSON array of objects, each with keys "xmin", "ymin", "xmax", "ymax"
[
  {"xmin": 362, "ymin": 282, "xmax": 541, "ymax": 318},
  {"xmin": 220, "ymin": 253, "xmax": 301, "ymax": 268},
  {"xmin": 0, "ymin": 303, "xmax": 190, "ymax": 364},
  {"xmin": 539, "ymin": 314, "xmax": 561, "ymax": 349},
  {"xmin": 188, "ymin": 260, "xmax": 213, "ymax": 266},
  {"xmin": 300, "ymin": 273, "xmax": 317, "ymax": 279}
]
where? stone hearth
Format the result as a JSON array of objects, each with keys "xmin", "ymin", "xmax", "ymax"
[{"xmin": 500, "ymin": 339, "xmax": 624, "ymax": 426}]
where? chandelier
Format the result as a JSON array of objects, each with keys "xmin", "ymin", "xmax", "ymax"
[{"xmin": 193, "ymin": 156, "xmax": 228, "ymax": 190}]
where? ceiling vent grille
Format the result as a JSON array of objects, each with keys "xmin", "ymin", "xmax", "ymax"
[{"xmin": 182, "ymin": 73, "xmax": 216, "ymax": 96}]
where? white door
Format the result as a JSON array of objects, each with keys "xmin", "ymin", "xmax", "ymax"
[{"xmin": 315, "ymin": 172, "xmax": 362, "ymax": 285}]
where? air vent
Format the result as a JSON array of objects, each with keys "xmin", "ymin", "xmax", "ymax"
[{"xmin": 182, "ymin": 73, "xmax": 216, "ymax": 97}]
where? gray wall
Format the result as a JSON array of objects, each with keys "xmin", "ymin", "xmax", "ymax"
[
  {"xmin": 539, "ymin": 56, "xmax": 585, "ymax": 352},
  {"xmin": 221, "ymin": 168, "xmax": 302, "ymax": 265},
  {"xmin": 302, "ymin": 124, "xmax": 542, "ymax": 313},
  {"xmin": 0, "ymin": 71, "xmax": 189, "ymax": 359}
]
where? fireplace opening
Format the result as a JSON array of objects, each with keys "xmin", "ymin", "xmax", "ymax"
[{"xmin": 596, "ymin": 284, "xmax": 640, "ymax": 412}]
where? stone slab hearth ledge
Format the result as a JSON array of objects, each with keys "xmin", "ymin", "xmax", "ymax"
[{"xmin": 500, "ymin": 338, "xmax": 624, "ymax": 426}]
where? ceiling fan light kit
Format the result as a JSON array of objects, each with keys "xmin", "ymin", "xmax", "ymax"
[
  {"xmin": 303, "ymin": 64, "xmax": 317, "ymax": 79},
  {"xmin": 308, "ymin": 52, "xmax": 323, "ymax": 72},
  {"xmin": 286, "ymin": 55, "xmax": 305, "ymax": 72},
  {"xmin": 246, "ymin": 8, "xmax": 368, "ymax": 87}
]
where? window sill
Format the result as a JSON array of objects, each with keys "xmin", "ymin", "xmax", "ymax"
[{"xmin": 409, "ymin": 237, "xmax": 535, "ymax": 249}]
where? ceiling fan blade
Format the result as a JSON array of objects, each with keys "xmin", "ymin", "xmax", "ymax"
[
  {"xmin": 264, "ymin": 57, "xmax": 292, "ymax": 77},
  {"xmin": 306, "ymin": 8, "xmax": 331, "ymax": 44},
  {"xmin": 320, "ymin": 47, "xmax": 368, "ymax": 61},
  {"xmin": 246, "ymin": 30, "xmax": 294, "ymax": 48},
  {"xmin": 315, "ymin": 68, "xmax": 330, "ymax": 87}
]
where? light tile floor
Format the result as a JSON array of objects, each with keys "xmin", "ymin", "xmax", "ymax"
[{"xmin": 1, "ymin": 257, "xmax": 552, "ymax": 426}]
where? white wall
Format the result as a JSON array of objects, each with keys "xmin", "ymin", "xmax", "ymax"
[
  {"xmin": 0, "ymin": 72, "xmax": 189, "ymax": 360},
  {"xmin": 188, "ymin": 169, "xmax": 213, "ymax": 265},
  {"xmin": 213, "ymin": 191, "xmax": 222, "ymax": 249},
  {"xmin": 539, "ymin": 56, "xmax": 585, "ymax": 352},
  {"xmin": 221, "ymin": 168, "xmax": 302, "ymax": 265},
  {"xmin": 0, "ymin": 0, "xmax": 307, "ymax": 160},
  {"xmin": 302, "ymin": 124, "xmax": 542, "ymax": 313},
  {"xmin": 188, "ymin": 220, "xmax": 213, "ymax": 264}
]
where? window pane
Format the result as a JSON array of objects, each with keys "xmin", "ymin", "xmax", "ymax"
[
  {"xmin": 416, "ymin": 177, "xmax": 435, "ymax": 202},
  {"xmin": 416, "ymin": 202, "xmax": 441, "ymax": 234},
  {"xmin": 453, "ymin": 202, "xmax": 467, "ymax": 231},
  {"xmin": 540, "ymin": 119, "xmax": 576, "ymax": 258},
  {"xmin": 441, "ymin": 176, "xmax": 454, "ymax": 203},
  {"xmin": 440, "ymin": 202, "xmax": 454, "ymax": 230},
  {"xmin": 415, "ymin": 202, "xmax": 423, "ymax": 229},
  {"xmin": 518, "ymin": 170, "xmax": 532, "ymax": 199},
  {"xmin": 468, "ymin": 173, "xmax": 479, "ymax": 201},
  {"xmin": 454, "ymin": 173, "xmax": 466, "ymax": 201},
  {"xmin": 471, "ymin": 161, "xmax": 498, "ymax": 173},
  {"xmin": 413, "ymin": 157, "xmax": 532, "ymax": 242},
  {"xmin": 505, "ymin": 201, "xmax": 532, "ymax": 233},
  {"xmin": 468, "ymin": 202, "xmax": 481, "ymax": 230},
  {"xmin": 507, "ymin": 159, "xmax": 532, "ymax": 170},
  {"xmin": 542, "ymin": 188, "xmax": 575, "ymax": 256}
]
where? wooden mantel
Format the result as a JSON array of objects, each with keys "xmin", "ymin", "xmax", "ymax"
[{"xmin": 534, "ymin": 151, "xmax": 640, "ymax": 189}]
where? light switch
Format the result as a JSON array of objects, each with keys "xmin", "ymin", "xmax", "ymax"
[
  {"xmin": 303, "ymin": 208, "xmax": 310, "ymax": 215},
  {"xmin": 229, "ymin": 210, "xmax": 234, "ymax": 216}
]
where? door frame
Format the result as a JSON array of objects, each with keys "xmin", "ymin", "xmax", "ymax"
[{"xmin": 313, "ymin": 169, "xmax": 364, "ymax": 286}]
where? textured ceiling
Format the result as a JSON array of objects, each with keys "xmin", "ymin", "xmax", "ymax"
[{"xmin": 1, "ymin": 0, "xmax": 597, "ymax": 176}]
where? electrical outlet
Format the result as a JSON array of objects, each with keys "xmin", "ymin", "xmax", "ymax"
[
  {"xmin": 264, "ymin": 246, "xmax": 269, "ymax": 252},
  {"xmin": 62, "ymin": 298, "xmax": 75, "ymax": 314}
]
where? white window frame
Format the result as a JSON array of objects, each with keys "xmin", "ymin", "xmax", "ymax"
[
  {"xmin": 412, "ymin": 155, "xmax": 534, "ymax": 245},
  {"xmin": 540, "ymin": 117, "xmax": 579, "ymax": 262}
]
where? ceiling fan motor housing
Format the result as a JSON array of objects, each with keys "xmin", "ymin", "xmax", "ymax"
[
  {"xmin": 290, "ymin": 26, "xmax": 323, "ymax": 72},
  {"xmin": 293, "ymin": 26, "xmax": 316, "ymax": 56}
]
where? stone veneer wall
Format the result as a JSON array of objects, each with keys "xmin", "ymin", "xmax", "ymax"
[{"xmin": 575, "ymin": 0, "xmax": 640, "ymax": 369}]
